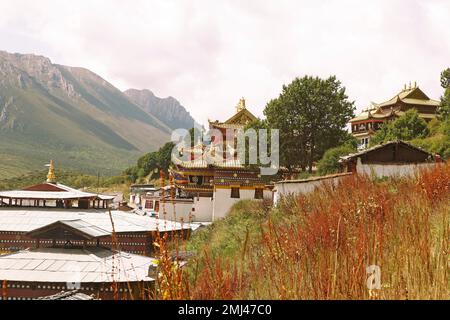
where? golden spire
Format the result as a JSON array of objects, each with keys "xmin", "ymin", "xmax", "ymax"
[
  {"xmin": 46, "ymin": 160, "xmax": 56, "ymax": 183},
  {"xmin": 236, "ymin": 97, "xmax": 246, "ymax": 113}
]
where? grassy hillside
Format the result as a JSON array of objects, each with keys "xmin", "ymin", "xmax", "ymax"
[
  {"xmin": 0, "ymin": 133, "xmax": 141, "ymax": 178},
  {"xmin": 156, "ymin": 163, "xmax": 449, "ymax": 300}
]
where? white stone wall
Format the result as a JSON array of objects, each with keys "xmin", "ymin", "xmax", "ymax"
[
  {"xmin": 193, "ymin": 196, "xmax": 214, "ymax": 222},
  {"xmin": 212, "ymin": 188, "xmax": 257, "ymax": 221},
  {"xmin": 273, "ymin": 175, "xmax": 349, "ymax": 204},
  {"xmin": 356, "ymin": 161, "xmax": 436, "ymax": 178},
  {"xmin": 159, "ymin": 201, "xmax": 194, "ymax": 222}
]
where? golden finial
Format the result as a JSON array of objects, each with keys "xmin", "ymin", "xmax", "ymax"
[
  {"xmin": 236, "ymin": 97, "xmax": 246, "ymax": 113},
  {"xmin": 46, "ymin": 160, "xmax": 56, "ymax": 183}
]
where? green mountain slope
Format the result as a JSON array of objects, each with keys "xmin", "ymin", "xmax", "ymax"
[{"xmin": 0, "ymin": 50, "xmax": 177, "ymax": 178}]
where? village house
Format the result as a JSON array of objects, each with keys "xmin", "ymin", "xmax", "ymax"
[
  {"xmin": 128, "ymin": 183, "xmax": 162, "ymax": 215},
  {"xmin": 350, "ymin": 83, "xmax": 440, "ymax": 149},
  {"xmin": 339, "ymin": 140, "xmax": 438, "ymax": 177}
]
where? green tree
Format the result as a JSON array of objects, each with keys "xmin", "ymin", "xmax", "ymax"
[
  {"xmin": 370, "ymin": 109, "xmax": 429, "ymax": 146},
  {"xmin": 427, "ymin": 118, "xmax": 441, "ymax": 136},
  {"xmin": 439, "ymin": 68, "xmax": 450, "ymax": 120},
  {"xmin": 263, "ymin": 76, "xmax": 355, "ymax": 173},
  {"xmin": 124, "ymin": 141, "xmax": 175, "ymax": 182},
  {"xmin": 317, "ymin": 138, "xmax": 357, "ymax": 175},
  {"xmin": 411, "ymin": 118, "xmax": 450, "ymax": 159}
]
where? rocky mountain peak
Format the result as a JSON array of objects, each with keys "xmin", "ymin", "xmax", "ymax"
[{"xmin": 124, "ymin": 88, "xmax": 197, "ymax": 130}]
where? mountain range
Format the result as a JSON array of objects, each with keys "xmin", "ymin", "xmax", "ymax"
[{"xmin": 0, "ymin": 50, "xmax": 196, "ymax": 178}]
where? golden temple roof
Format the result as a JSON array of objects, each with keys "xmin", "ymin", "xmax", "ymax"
[
  {"xmin": 376, "ymin": 85, "xmax": 439, "ymax": 108},
  {"xmin": 350, "ymin": 84, "xmax": 439, "ymax": 123},
  {"xmin": 209, "ymin": 97, "xmax": 258, "ymax": 129}
]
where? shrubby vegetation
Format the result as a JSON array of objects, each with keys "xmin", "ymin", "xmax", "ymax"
[
  {"xmin": 370, "ymin": 109, "xmax": 429, "ymax": 145},
  {"xmin": 317, "ymin": 137, "xmax": 357, "ymax": 175},
  {"xmin": 368, "ymin": 109, "xmax": 450, "ymax": 159},
  {"xmin": 124, "ymin": 142, "xmax": 175, "ymax": 183}
]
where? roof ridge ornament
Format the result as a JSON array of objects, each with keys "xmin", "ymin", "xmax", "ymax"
[
  {"xmin": 46, "ymin": 160, "xmax": 56, "ymax": 184},
  {"xmin": 236, "ymin": 97, "xmax": 246, "ymax": 113}
]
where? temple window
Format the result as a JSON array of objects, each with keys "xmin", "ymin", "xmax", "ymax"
[
  {"xmin": 144, "ymin": 200, "xmax": 153, "ymax": 209},
  {"xmin": 254, "ymin": 189, "xmax": 263, "ymax": 199},
  {"xmin": 231, "ymin": 187, "xmax": 240, "ymax": 199}
]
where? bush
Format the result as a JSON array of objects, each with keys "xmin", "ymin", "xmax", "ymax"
[
  {"xmin": 317, "ymin": 143, "xmax": 356, "ymax": 175},
  {"xmin": 411, "ymin": 118, "xmax": 450, "ymax": 159},
  {"xmin": 370, "ymin": 109, "xmax": 429, "ymax": 146}
]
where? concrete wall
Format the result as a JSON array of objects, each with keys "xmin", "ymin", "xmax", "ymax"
[
  {"xmin": 212, "ymin": 188, "xmax": 256, "ymax": 221},
  {"xmin": 356, "ymin": 158, "xmax": 436, "ymax": 178},
  {"xmin": 273, "ymin": 174, "xmax": 351, "ymax": 204},
  {"xmin": 159, "ymin": 201, "xmax": 194, "ymax": 223},
  {"xmin": 193, "ymin": 197, "xmax": 214, "ymax": 222}
]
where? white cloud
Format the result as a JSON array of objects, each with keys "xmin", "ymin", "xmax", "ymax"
[{"xmin": 0, "ymin": 0, "xmax": 449, "ymax": 125}]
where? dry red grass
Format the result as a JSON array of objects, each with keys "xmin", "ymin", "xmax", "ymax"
[{"xmin": 156, "ymin": 163, "xmax": 449, "ymax": 300}]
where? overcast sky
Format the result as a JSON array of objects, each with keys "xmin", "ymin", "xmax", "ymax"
[{"xmin": 1, "ymin": 0, "xmax": 449, "ymax": 126}]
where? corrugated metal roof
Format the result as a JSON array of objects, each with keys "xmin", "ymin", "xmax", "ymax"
[
  {"xmin": 0, "ymin": 190, "xmax": 96, "ymax": 200},
  {"xmin": 0, "ymin": 247, "xmax": 156, "ymax": 283},
  {"xmin": 59, "ymin": 220, "xmax": 111, "ymax": 238},
  {"xmin": 0, "ymin": 208, "xmax": 189, "ymax": 233},
  {"xmin": 36, "ymin": 290, "xmax": 95, "ymax": 300},
  {"xmin": 0, "ymin": 182, "xmax": 115, "ymax": 201}
]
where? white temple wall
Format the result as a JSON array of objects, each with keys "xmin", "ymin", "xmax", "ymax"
[
  {"xmin": 273, "ymin": 175, "xmax": 349, "ymax": 204},
  {"xmin": 212, "ymin": 188, "xmax": 256, "ymax": 221},
  {"xmin": 356, "ymin": 161, "xmax": 436, "ymax": 178},
  {"xmin": 192, "ymin": 197, "xmax": 214, "ymax": 222},
  {"xmin": 159, "ymin": 201, "xmax": 194, "ymax": 223}
]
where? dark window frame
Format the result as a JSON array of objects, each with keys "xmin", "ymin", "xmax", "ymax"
[
  {"xmin": 254, "ymin": 188, "xmax": 264, "ymax": 199},
  {"xmin": 231, "ymin": 187, "xmax": 240, "ymax": 199}
]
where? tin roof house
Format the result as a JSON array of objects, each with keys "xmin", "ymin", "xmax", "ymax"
[{"xmin": 0, "ymin": 162, "xmax": 191, "ymax": 300}]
